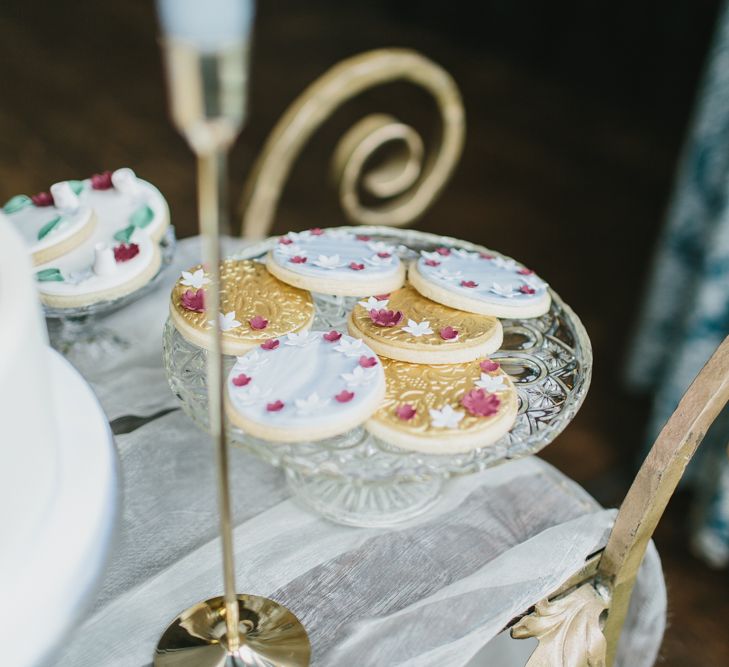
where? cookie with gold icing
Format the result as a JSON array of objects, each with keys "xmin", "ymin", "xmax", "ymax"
[
  {"xmin": 170, "ymin": 259, "xmax": 315, "ymax": 355},
  {"xmin": 366, "ymin": 357, "xmax": 518, "ymax": 454},
  {"xmin": 347, "ymin": 284, "xmax": 503, "ymax": 364},
  {"xmin": 266, "ymin": 227, "xmax": 406, "ymax": 296},
  {"xmin": 409, "ymin": 245, "xmax": 550, "ymax": 318},
  {"xmin": 225, "ymin": 331, "xmax": 385, "ymax": 442}
]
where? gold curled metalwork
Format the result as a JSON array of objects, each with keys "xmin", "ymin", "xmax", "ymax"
[{"xmin": 240, "ymin": 48, "xmax": 465, "ymax": 238}]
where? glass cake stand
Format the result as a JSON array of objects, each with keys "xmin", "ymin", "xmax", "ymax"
[
  {"xmin": 162, "ymin": 227, "xmax": 592, "ymax": 527},
  {"xmin": 46, "ymin": 226, "xmax": 176, "ymax": 376}
]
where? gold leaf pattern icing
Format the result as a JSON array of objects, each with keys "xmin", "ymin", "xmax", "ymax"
[
  {"xmin": 171, "ymin": 259, "xmax": 314, "ymax": 343},
  {"xmin": 350, "ymin": 284, "xmax": 500, "ymax": 350},
  {"xmin": 373, "ymin": 357, "xmax": 517, "ymax": 435}
]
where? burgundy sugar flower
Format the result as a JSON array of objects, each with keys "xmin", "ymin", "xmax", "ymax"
[
  {"xmin": 323, "ymin": 330, "xmax": 342, "ymax": 342},
  {"xmin": 424, "ymin": 259, "xmax": 440, "ymax": 267},
  {"xmin": 395, "ymin": 404, "xmax": 416, "ymax": 420},
  {"xmin": 335, "ymin": 390, "xmax": 354, "ymax": 403},
  {"xmin": 517, "ymin": 268, "xmax": 534, "ymax": 275},
  {"xmin": 359, "ymin": 355, "xmax": 377, "ymax": 368},
  {"xmin": 369, "ymin": 309, "xmax": 403, "ymax": 327},
  {"xmin": 480, "ymin": 359, "xmax": 500, "ymax": 373},
  {"xmin": 261, "ymin": 339, "xmax": 280, "ymax": 351},
  {"xmin": 377, "ymin": 251, "xmax": 391, "ymax": 258},
  {"xmin": 249, "ymin": 315, "xmax": 268, "ymax": 330},
  {"xmin": 31, "ymin": 191, "xmax": 54, "ymax": 207},
  {"xmin": 90, "ymin": 171, "xmax": 113, "ymax": 190},
  {"xmin": 181, "ymin": 289, "xmax": 205, "ymax": 313},
  {"xmin": 349, "ymin": 262, "xmax": 365, "ymax": 271},
  {"xmin": 461, "ymin": 388, "xmax": 501, "ymax": 417},
  {"xmin": 113, "ymin": 243, "xmax": 140, "ymax": 262},
  {"xmin": 310, "ymin": 227, "xmax": 324, "ymax": 235},
  {"xmin": 479, "ymin": 253, "xmax": 494, "ymax": 260},
  {"xmin": 266, "ymin": 400, "xmax": 285, "ymax": 412},
  {"xmin": 232, "ymin": 373, "xmax": 251, "ymax": 387},
  {"xmin": 460, "ymin": 280, "xmax": 478, "ymax": 288},
  {"xmin": 356, "ymin": 234, "xmax": 371, "ymax": 241},
  {"xmin": 278, "ymin": 236, "xmax": 293, "ymax": 245},
  {"xmin": 290, "ymin": 255, "xmax": 307, "ymax": 264},
  {"xmin": 439, "ymin": 326, "xmax": 458, "ymax": 340},
  {"xmin": 435, "ymin": 247, "xmax": 451, "ymax": 256},
  {"xmin": 519, "ymin": 284, "xmax": 536, "ymax": 295}
]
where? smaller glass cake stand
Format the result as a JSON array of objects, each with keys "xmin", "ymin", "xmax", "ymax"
[
  {"xmin": 163, "ymin": 227, "xmax": 592, "ymax": 527},
  {"xmin": 46, "ymin": 227, "xmax": 176, "ymax": 376}
]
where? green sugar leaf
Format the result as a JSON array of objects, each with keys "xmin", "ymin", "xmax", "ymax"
[
  {"xmin": 129, "ymin": 204, "xmax": 154, "ymax": 228},
  {"xmin": 68, "ymin": 180, "xmax": 84, "ymax": 195},
  {"xmin": 36, "ymin": 268, "xmax": 64, "ymax": 282},
  {"xmin": 37, "ymin": 215, "xmax": 63, "ymax": 240},
  {"xmin": 3, "ymin": 194, "xmax": 32, "ymax": 214},
  {"xmin": 114, "ymin": 224, "xmax": 136, "ymax": 243}
]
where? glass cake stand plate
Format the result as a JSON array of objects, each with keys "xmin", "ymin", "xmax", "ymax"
[
  {"xmin": 46, "ymin": 226, "xmax": 176, "ymax": 376},
  {"xmin": 163, "ymin": 227, "xmax": 592, "ymax": 527}
]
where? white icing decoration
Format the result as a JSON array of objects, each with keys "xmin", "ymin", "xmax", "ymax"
[
  {"xmin": 416, "ymin": 248, "xmax": 549, "ymax": 307},
  {"xmin": 226, "ymin": 333, "xmax": 384, "ymax": 432},
  {"xmin": 429, "ymin": 405, "xmax": 465, "ymax": 429},
  {"xmin": 367, "ymin": 241, "xmax": 396, "ymax": 254},
  {"xmin": 66, "ymin": 268, "xmax": 94, "ymax": 285},
  {"xmin": 358, "ymin": 296, "xmax": 389, "ymax": 310},
  {"xmin": 475, "ymin": 373, "xmax": 508, "ymax": 392},
  {"xmin": 210, "ymin": 311, "xmax": 241, "ymax": 332},
  {"xmin": 92, "ymin": 243, "xmax": 117, "ymax": 277},
  {"xmin": 111, "ymin": 168, "xmax": 144, "ymax": 200},
  {"xmin": 340, "ymin": 365, "xmax": 376, "ymax": 387},
  {"xmin": 402, "ymin": 319, "xmax": 433, "ymax": 337},
  {"xmin": 270, "ymin": 230, "xmax": 402, "ymax": 283},
  {"xmin": 285, "ymin": 331, "xmax": 318, "ymax": 347},
  {"xmin": 333, "ymin": 337, "xmax": 364, "ymax": 357},
  {"xmin": 50, "ymin": 182, "xmax": 81, "ymax": 213},
  {"xmin": 180, "ymin": 269, "xmax": 210, "ymax": 289},
  {"xmin": 312, "ymin": 254, "xmax": 346, "ymax": 269},
  {"xmin": 295, "ymin": 392, "xmax": 330, "ymax": 415}
]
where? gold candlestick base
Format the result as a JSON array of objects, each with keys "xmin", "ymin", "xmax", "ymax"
[{"xmin": 154, "ymin": 594, "xmax": 311, "ymax": 667}]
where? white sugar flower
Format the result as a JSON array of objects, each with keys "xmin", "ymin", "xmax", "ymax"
[
  {"xmin": 489, "ymin": 283, "xmax": 517, "ymax": 298},
  {"xmin": 285, "ymin": 331, "xmax": 317, "ymax": 347},
  {"xmin": 421, "ymin": 250, "xmax": 449, "ymax": 262},
  {"xmin": 358, "ymin": 296, "xmax": 389, "ymax": 310},
  {"xmin": 475, "ymin": 373, "xmax": 508, "ymax": 392},
  {"xmin": 312, "ymin": 254, "xmax": 346, "ymax": 269},
  {"xmin": 367, "ymin": 241, "xmax": 396, "ymax": 254},
  {"xmin": 364, "ymin": 253, "xmax": 394, "ymax": 267},
  {"xmin": 429, "ymin": 405, "xmax": 464, "ymax": 429},
  {"xmin": 234, "ymin": 350, "xmax": 270, "ymax": 372},
  {"xmin": 452, "ymin": 248, "xmax": 479, "ymax": 260},
  {"xmin": 295, "ymin": 392, "xmax": 330, "ymax": 415},
  {"xmin": 276, "ymin": 243, "xmax": 306, "ymax": 258},
  {"xmin": 341, "ymin": 365, "xmax": 376, "ymax": 387},
  {"xmin": 180, "ymin": 268, "xmax": 210, "ymax": 289},
  {"xmin": 492, "ymin": 256, "xmax": 519, "ymax": 271},
  {"xmin": 334, "ymin": 338, "xmax": 364, "ymax": 357},
  {"xmin": 66, "ymin": 268, "xmax": 93, "ymax": 285},
  {"xmin": 402, "ymin": 319, "xmax": 433, "ymax": 337},
  {"xmin": 234, "ymin": 385, "xmax": 272, "ymax": 406},
  {"xmin": 326, "ymin": 228, "xmax": 354, "ymax": 240},
  {"xmin": 434, "ymin": 268, "xmax": 463, "ymax": 281},
  {"xmin": 210, "ymin": 311, "xmax": 241, "ymax": 331}
]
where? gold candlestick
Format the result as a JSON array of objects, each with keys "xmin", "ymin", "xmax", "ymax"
[{"xmin": 153, "ymin": 35, "xmax": 310, "ymax": 667}]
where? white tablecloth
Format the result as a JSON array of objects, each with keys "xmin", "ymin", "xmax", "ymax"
[{"xmin": 56, "ymin": 237, "xmax": 666, "ymax": 667}]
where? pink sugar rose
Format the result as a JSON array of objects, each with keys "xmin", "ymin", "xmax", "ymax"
[
  {"xmin": 278, "ymin": 236, "xmax": 293, "ymax": 245},
  {"xmin": 480, "ymin": 359, "xmax": 500, "ymax": 372},
  {"xmin": 266, "ymin": 400, "xmax": 284, "ymax": 412},
  {"xmin": 90, "ymin": 171, "xmax": 113, "ymax": 190},
  {"xmin": 310, "ymin": 227, "xmax": 324, "ymax": 235},
  {"xmin": 424, "ymin": 259, "xmax": 440, "ymax": 267},
  {"xmin": 323, "ymin": 330, "xmax": 342, "ymax": 342},
  {"xmin": 461, "ymin": 388, "xmax": 501, "ymax": 417},
  {"xmin": 460, "ymin": 280, "xmax": 478, "ymax": 288},
  {"xmin": 374, "ymin": 294, "xmax": 390, "ymax": 301},
  {"xmin": 517, "ymin": 267, "xmax": 534, "ymax": 275},
  {"xmin": 439, "ymin": 326, "xmax": 458, "ymax": 340},
  {"xmin": 377, "ymin": 251, "xmax": 391, "ymax": 258},
  {"xmin": 260, "ymin": 338, "xmax": 280, "ymax": 350},
  {"xmin": 232, "ymin": 373, "xmax": 251, "ymax": 387},
  {"xmin": 31, "ymin": 191, "xmax": 54, "ymax": 206},
  {"xmin": 113, "ymin": 243, "xmax": 140, "ymax": 262},
  {"xmin": 369, "ymin": 309, "xmax": 403, "ymax": 327},
  {"xmin": 249, "ymin": 315, "xmax": 268, "ymax": 330},
  {"xmin": 395, "ymin": 404, "xmax": 416, "ymax": 420},
  {"xmin": 335, "ymin": 390, "xmax": 354, "ymax": 403},
  {"xmin": 181, "ymin": 289, "xmax": 205, "ymax": 312},
  {"xmin": 519, "ymin": 284, "xmax": 536, "ymax": 295},
  {"xmin": 356, "ymin": 234, "xmax": 371, "ymax": 241},
  {"xmin": 290, "ymin": 255, "xmax": 307, "ymax": 264},
  {"xmin": 479, "ymin": 252, "xmax": 494, "ymax": 260},
  {"xmin": 359, "ymin": 355, "xmax": 377, "ymax": 368},
  {"xmin": 435, "ymin": 247, "xmax": 451, "ymax": 256},
  {"xmin": 349, "ymin": 262, "xmax": 365, "ymax": 271}
]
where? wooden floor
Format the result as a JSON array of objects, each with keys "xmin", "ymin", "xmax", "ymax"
[{"xmin": 1, "ymin": 1, "xmax": 727, "ymax": 664}]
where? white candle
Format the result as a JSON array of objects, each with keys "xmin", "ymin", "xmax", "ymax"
[{"xmin": 156, "ymin": 0, "xmax": 254, "ymax": 52}]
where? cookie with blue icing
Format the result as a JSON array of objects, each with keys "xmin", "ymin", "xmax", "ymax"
[
  {"xmin": 265, "ymin": 227, "xmax": 406, "ymax": 296},
  {"xmin": 225, "ymin": 330, "xmax": 385, "ymax": 442},
  {"xmin": 408, "ymin": 246, "xmax": 550, "ymax": 318}
]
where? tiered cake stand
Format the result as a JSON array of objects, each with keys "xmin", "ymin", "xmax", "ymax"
[
  {"xmin": 46, "ymin": 226, "xmax": 176, "ymax": 375},
  {"xmin": 163, "ymin": 227, "xmax": 591, "ymax": 527}
]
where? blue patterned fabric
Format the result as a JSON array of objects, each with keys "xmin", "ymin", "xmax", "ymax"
[{"xmin": 626, "ymin": 1, "xmax": 729, "ymax": 568}]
